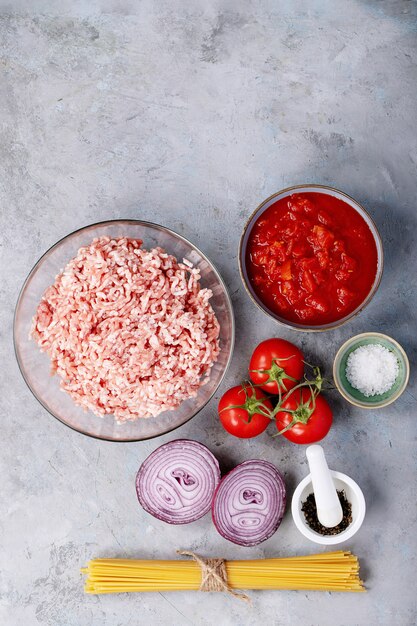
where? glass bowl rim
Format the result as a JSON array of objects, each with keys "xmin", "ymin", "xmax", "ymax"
[
  {"xmin": 13, "ymin": 218, "xmax": 235, "ymax": 442},
  {"xmin": 238, "ymin": 184, "xmax": 384, "ymax": 332}
]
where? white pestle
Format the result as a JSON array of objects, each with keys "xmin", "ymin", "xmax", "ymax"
[{"xmin": 306, "ymin": 445, "xmax": 343, "ymax": 528}]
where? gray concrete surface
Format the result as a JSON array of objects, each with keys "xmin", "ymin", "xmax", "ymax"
[{"xmin": 1, "ymin": 1, "xmax": 416, "ymax": 625}]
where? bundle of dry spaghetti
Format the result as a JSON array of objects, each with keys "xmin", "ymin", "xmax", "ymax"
[{"xmin": 81, "ymin": 550, "xmax": 365, "ymax": 600}]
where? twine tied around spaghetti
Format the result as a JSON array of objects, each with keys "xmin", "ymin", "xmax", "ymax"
[{"xmin": 177, "ymin": 550, "xmax": 251, "ymax": 603}]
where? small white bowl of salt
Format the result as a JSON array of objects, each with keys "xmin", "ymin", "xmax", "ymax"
[{"xmin": 333, "ymin": 332, "xmax": 409, "ymax": 409}]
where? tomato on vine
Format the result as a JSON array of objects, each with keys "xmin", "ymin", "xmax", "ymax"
[
  {"xmin": 249, "ymin": 338, "xmax": 304, "ymax": 395},
  {"xmin": 218, "ymin": 384, "xmax": 272, "ymax": 439},
  {"xmin": 275, "ymin": 387, "xmax": 333, "ymax": 444}
]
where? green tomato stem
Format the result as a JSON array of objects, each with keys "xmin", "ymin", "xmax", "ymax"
[
  {"xmin": 250, "ymin": 357, "xmax": 298, "ymax": 393},
  {"xmin": 219, "ymin": 384, "xmax": 274, "ymax": 423}
]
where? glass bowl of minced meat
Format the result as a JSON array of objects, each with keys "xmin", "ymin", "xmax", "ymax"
[
  {"xmin": 14, "ymin": 220, "xmax": 234, "ymax": 442},
  {"xmin": 333, "ymin": 332, "xmax": 409, "ymax": 409}
]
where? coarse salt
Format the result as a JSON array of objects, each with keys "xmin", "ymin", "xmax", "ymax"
[{"xmin": 345, "ymin": 343, "xmax": 399, "ymax": 397}]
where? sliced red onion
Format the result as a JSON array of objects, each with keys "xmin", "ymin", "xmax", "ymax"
[
  {"xmin": 136, "ymin": 439, "xmax": 221, "ymax": 525},
  {"xmin": 212, "ymin": 460, "xmax": 286, "ymax": 546}
]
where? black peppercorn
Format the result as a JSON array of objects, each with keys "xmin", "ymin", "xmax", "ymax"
[{"xmin": 301, "ymin": 490, "xmax": 352, "ymax": 535}]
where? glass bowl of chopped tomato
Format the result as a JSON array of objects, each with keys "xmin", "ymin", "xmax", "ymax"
[{"xmin": 239, "ymin": 185, "xmax": 383, "ymax": 331}]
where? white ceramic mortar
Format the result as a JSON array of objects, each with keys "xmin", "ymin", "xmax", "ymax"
[{"xmin": 291, "ymin": 470, "xmax": 366, "ymax": 545}]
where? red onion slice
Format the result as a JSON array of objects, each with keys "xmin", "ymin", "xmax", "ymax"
[
  {"xmin": 136, "ymin": 439, "xmax": 221, "ymax": 525},
  {"xmin": 212, "ymin": 460, "xmax": 286, "ymax": 546}
]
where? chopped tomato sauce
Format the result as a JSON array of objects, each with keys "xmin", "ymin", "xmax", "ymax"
[{"xmin": 246, "ymin": 192, "xmax": 378, "ymax": 325}]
